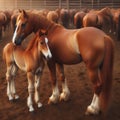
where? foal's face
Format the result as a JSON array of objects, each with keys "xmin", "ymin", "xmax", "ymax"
[
  {"xmin": 38, "ymin": 36, "xmax": 52, "ymax": 60},
  {"xmin": 12, "ymin": 10, "xmax": 32, "ymax": 45}
]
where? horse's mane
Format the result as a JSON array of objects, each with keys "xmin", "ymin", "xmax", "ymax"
[
  {"xmin": 98, "ymin": 7, "xmax": 111, "ymax": 15},
  {"xmin": 26, "ymin": 34, "xmax": 38, "ymax": 51}
]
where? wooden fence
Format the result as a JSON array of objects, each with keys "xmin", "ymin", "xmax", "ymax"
[{"xmin": 0, "ymin": 0, "xmax": 120, "ymax": 10}]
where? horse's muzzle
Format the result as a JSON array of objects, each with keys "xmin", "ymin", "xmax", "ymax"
[{"xmin": 14, "ymin": 36, "xmax": 24, "ymax": 45}]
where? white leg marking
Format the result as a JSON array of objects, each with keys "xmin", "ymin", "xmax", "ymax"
[
  {"xmin": 34, "ymin": 75, "xmax": 43, "ymax": 108},
  {"xmin": 38, "ymin": 102, "xmax": 42, "ymax": 108},
  {"xmin": 27, "ymin": 78, "xmax": 34, "ymax": 112},
  {"xmin": 27, "ymin": 95, "xmax": 34, "ymax": 112},
  {"xmin": 48, "ymin": 83, "xmax": 60, "ymax": 104},
  {"xmin": 60, "ymin": 78, "xmax": 70, "ymax": 101},
  {"xmin": 7, "ymin": 80, "xmax": 13, "ymax": 101},
  {"xmin": 86, "ymin": 94, "xmax": 100, "ymax": 115},
  {"xmin": 11, "ymin": 80, "xmax": 19, "ymax": 99}
]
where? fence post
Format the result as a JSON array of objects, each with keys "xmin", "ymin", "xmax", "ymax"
[
  {"xmin": 80, "ymin": 0, "xmax": 82, "ymax": 9},
  {"xmin": 59, "ymin": 0, "xmax": 62, "ymax": 8},
  {"xmin": 92, "ymin": 0, "xmax": 94, "ymax": 9},
  {"xmin": 67, "ymin": 0, "xmax": 69, "ymax": 10},
  {"xmin": 97, "ymin": 0, "xmax": 100, "ymax": 9},
  {"xmin": 30, "ymin": 0, "xmax": 32, "ymax": 9}
]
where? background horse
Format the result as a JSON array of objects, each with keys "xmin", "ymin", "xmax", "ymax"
[
  {"xmin": 0, "ymin": 11, "xmax": 7, "ymax": 40},
  {"xmin": 3, "ymin": 29, "xmax": 52, "ymax": 112},
  {"xmin": 83, "ymin": 7, "xmax": 113, "ymax": 33},
  {"xmin": 74, "ymin": 11, "xmax": 86, "ymax": 28},
  {"xmin": 59, "ymin": 8, "xmax": 70, "ymax": 28},
  {"xmin": 12, "ymin": 10, "xmax": 114, "ymax": 115},
  {"xmin": 47, "ymin": 11, "xmax": 59, "ymax": 23}
]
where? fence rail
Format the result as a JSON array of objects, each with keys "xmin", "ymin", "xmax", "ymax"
[{"xmin": 0, "ymin": 0, "xmax": 120, "ymax": 10}]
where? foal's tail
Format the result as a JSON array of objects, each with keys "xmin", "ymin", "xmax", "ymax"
[{"xmin": 99, "ymin": 36, "xmax": 114, "ymax": 112}]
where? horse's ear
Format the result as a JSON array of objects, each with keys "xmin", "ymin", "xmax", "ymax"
[
  {"xmin": 22, "ymin": 10, "xmax": 28, "ymax": 18},
  {"xmin": 19, "ymin": 9, "xmax": 22, "ymax": 13}
]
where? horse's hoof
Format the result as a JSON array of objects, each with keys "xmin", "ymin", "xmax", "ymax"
[
  {"xmin": 85, "ymin": 106, "xmax": 100, "ymax": 115},
  {"xmin": 38, "ymin": 102, "xmax": 42, "ymax": 108},
  {"xmin": 60, "ymin": 92, "xmax": 70, "ymax": 102},
  {"xmin": 48, "ymin": 98, "xmax": 58, "ymax": 105}
]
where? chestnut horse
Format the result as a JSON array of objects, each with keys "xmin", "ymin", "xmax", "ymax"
[
  {"xmin": 0, "ymin": 11, "xmax": 7, "ymax": 40},
  {"xmin": 3, "ymin": 30, "xmax": 52, "ymax": 112},
  {"xmin": 74, "ymin": 11, "xmax": 86, "ymax": 28},
  {"xmin": 47, "ymin": 11, "xmax": 59, "ymax": 23},
  {"xmin": 12, "ymin": 10, "xmax": 114, "ymax": 115}
]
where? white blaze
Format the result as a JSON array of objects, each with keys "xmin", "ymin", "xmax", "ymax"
[
  {"xmin": 43, "ymin": 37, "xmax": 52, "ymax": 58},
  {"xmin": 12, "ymin": 21, "xmax": 20, "ymax": 43}
]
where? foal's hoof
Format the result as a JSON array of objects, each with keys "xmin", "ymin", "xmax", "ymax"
[
  {"xmin": 29, "ymin": 106, "xmax": 34, "ymax": 112},
  {"xmin": 38, "ymin": 102, "xmax": 42, "ymax": 108},
  {"xmin": 8, "ymin": 96, "xmax": 14, "ymax": 101},
  {"xmin": 85, "ymin": 106, "xmax": 100, "ymax": 115}
]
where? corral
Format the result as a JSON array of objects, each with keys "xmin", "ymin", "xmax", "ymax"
[{"xmin": 0, "ymin": 1, "xmax": 120, "ymax": 120}]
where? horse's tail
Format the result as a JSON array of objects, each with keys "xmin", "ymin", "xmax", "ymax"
[
  {"xmin": 117, "ymin": 14, "xmax": 120, "ymax": 41},
  {"xmin": 99, "ymin": 35, "xmax": 114, "ymax": 112}
]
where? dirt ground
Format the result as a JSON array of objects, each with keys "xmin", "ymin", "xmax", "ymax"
[{"xmin": 0, "ymin": 29, "xmax": 120, "ymax": 120}]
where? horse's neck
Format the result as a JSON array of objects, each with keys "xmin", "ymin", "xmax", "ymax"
[
  {"xmin": 26, "ymin": 38, "xmax": 41, "ymax": 61},
  {"xmin": 30, "ymin": 13, "xmax": 53, "ymax": 33}
]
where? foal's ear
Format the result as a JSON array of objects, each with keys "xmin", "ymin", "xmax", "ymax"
[{"xmin": 38, "ymin": 29, "xmax": 48, "ymax": 36}]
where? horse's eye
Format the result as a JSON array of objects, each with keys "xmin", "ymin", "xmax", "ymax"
[{"xmin": 21, "ymin": 23, "xmax": 26, "ymax": 28}]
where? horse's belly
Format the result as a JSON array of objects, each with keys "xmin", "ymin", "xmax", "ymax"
[{"xmin": 55, "ymin": 53, "xmax": 82, "ymax": 65}]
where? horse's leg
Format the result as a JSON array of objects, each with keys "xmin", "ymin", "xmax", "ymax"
[
  {"xmin": 56, "ymin": 64, "xmax": 70, "ymax": 101},
  {"xmin": 85, "ymin": 68, "xmax": 102, "ymax": 115},
  {"xmin": 47, "ymin": 60, "xmax": 60, "ymax": 104},
  {"xmin": 10, "ymin": 64, "xmax": 19, "ymax": 99},
  {"xmin": 27, "ymin": 72, "xmax": 34, "ymax": 112}
]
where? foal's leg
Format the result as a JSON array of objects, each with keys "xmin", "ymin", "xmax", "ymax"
[
  {"xmin": 6, "ymin": 64, "xmax": 18, "ymax": 100},
  {"xmin": 56, "ymin": 64, "xmax": 70, "ymax": 101},
  {"xmin": 27, "ymin": 72, "xmax": 34, "ymax": 112},
  {"xmin": 86, "ymin": 68, "xmax": 102, "ymax": 115},
  {"xmin": 47, "ymin": 60, "xmax": 60, "ymax": 104},
  {"xmin": 6, "ymin": 69, "xmax": 13, "ymax": 100},
  {"xmin": 34, "ymin": 74, "xmax": 42, "ymax": 108},
  {"xmin": 10, "ymin": 64, "xmax": 19, "ymax": 99}
]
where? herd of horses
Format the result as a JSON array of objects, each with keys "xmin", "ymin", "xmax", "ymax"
[
  {"xmin": 1, "ymin": 7, "xmax": 117, "ymax": 115},
  {"xmin": 0, "ymin": 7, "xmax": 120, "ymax": 40}
]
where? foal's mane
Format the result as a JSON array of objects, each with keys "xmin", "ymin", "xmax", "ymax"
[{"xmin": 26, "ymin": 34, "xmax": 38, "ymax": 51}]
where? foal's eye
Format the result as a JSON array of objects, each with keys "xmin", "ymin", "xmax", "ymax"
[{"xmin": 40, "ymin": 41, "xmax": 44, "ymax": 45}]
